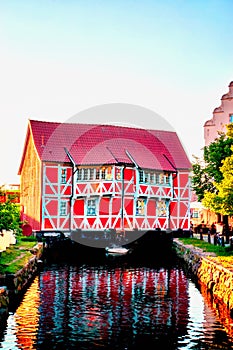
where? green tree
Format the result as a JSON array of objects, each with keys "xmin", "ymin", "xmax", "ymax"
[
  {"xmin": 203, "ymin": 143, "xmax": 233, "ymax": 216},
  {"xmin": 0, "ymin": 200, "xmax": 22, "ymax": 235},
  {"xmin": 191, "ymin": 127, "xmax": 233, "ymax": 202}
]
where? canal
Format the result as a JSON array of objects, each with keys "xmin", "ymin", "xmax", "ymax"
[{"xmin": 1, "ymin": 248, "xmax": 233, "ymax": 349}]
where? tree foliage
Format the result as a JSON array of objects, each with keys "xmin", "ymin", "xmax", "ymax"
[
  {"xmin": 0, "ymin": 200, "xmax": 22, "ymax": 235},
  {"xmin": 191, "ymin": 157, "xmax": 215, "ymax": 202},
  {"xmin": 203, "ymin": 132, "xmax": 233, "ymax": 183},
  {"xmin": 203, "ymin": 145, "xmax": 233, "ymax": 216},
  {"xmin": 192, "ymin": 130, "xmax": 233, "ymax": 201},
  {"xmin": 192, "ymin": 124, "xmax": 233, "ymax": 216}
]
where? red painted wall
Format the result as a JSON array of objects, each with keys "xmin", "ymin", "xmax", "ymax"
[{"xmin": 40, "ymin": 164, "xmax": 190, "ymax": 232}]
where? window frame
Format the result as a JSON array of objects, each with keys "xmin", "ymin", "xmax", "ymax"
[
  {"xmin": 61, "ymin": 168, "xmax": 67, "ymax": 184},
  {"xmin": 136, "ymin": 197, "xmax": 147, "ymax": 216},
  {"xmin": 157, "ymin": 199, "xmax": 168, "ymax": 217},
  {"xmin": 86, "ymin": 198, "xmax": 98, "ymax": 216},
  {"xmin": 138, "ymin": 169, "xmax": 171, "ymax": 186},
  {"xmin": 60, "ymin": 201, "xmax": 67, "ymax": 216}
]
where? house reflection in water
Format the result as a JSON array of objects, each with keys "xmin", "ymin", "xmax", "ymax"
[
  {"xmin": 36, "ymin": 265, "xmax": 190, "ymax": 348},
  {"xmin": 5, "ymin": 263, "xmax": 233, "ymax": 349}
]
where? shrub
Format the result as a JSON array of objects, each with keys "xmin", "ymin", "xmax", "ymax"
[{"xmin": 0, "ymin": 200, "xmax": 22, "ymax": 235}]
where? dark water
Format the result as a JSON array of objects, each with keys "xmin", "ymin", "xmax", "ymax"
[{"xmin": 1, "ymin": 250, "xmax": 233, "ymax": 349}]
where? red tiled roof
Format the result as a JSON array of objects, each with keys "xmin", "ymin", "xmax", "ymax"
[{"xmin": 19, "ymin": 120, "xmax": 191, "ymax": 173}]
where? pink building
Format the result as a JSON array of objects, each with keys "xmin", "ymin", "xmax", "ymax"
[
  {"xmin": 204, "ymin": 81, "xmax": 233, "ymax": 146},
  {"xmin": 18, "ymin": 120, "xmax": 191, "ymax": 236}
]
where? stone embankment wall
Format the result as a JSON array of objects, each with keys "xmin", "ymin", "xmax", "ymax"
[
  {"xmin": 173, "ymin": 238, "xmax": 233, "ymax": 317},
  {"xmin": 0, "ymin": 286, "xmax": 9, "ymax": 318},
  {"xmin": 0, "ymin": 243, "xmax": 44, "ymax": 316}
]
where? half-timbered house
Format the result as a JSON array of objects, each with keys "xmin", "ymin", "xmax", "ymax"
[{"xmin": 18, "ymin": 120, "xmax": 191, "ymax": 239}]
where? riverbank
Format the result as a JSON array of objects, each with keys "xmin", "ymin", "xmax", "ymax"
[
  {"xmin": 173, "ymin": 238, "xmax": 233, "ymax": 318},
  {"xmin": 0, "ymin": 241, "xmax": 44, "ymax": 316}
]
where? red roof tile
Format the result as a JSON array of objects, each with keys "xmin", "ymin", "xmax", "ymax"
[{"xmin": 19, "ymin": 120, "xmax": 191, "ymax": 173}]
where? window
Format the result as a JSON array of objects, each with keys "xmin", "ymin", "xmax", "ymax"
[
  {"xmin": 77, "ymin": 168, "xmax": 82, "ymax": 181},
  {"xmin": 116, "ymin": 167, "xmax": 121, "ymax": 180},
  {"xmin": 192, "ymin": 210, "xmax": 199, "ymax": 218},
  {"xmin": 101, "ymin": 167, "xmax": 106, "ymax": 180},
  {"xmin": 96, "ymin": 168, "xmax": 100, "ymax": 180},
  {"xmin": 150, "ymin": 172, "xmax": 155, "ymax": 184},
  {"xmin": 61, "ymin": 168, "xmax": 67, "ymax": 184},
  {"xmin": 76, "ymin": 167, "xmax": 113, "ymax": 181},
  {"xmin": 90, "ymin": 168, "xmax": 95, "ymax": 180},
  {"xmin": 87, "ymin": 199, "xmax": 97, "ymax": 216},
  {"xmin": 159, "ymin": 173, "xmax": 164, "ymax": 184},
  {"xmin": 83, "ymin": 168, "xmax": 88, "ymax": 180},
  {"xmin": 139, "ymin": 170, "xmax": 144, "ymax": 183},
  {"xmin": 230, "ymin": 114, "xmax": 233, "ymax": 123},
  {"xmin": 138, "ymin": 170, "xmax": 171, "ymax": 185},
  {"xmin": 60, "ymin": 201, "xmax": 67, "ymax": 216},
  {"xmin": 157, "ymin": 200, "xmax": 167, "ymax": 217},
  {"xmin": 105, "ymin": 166, "xmax": 112, "ymax": 180},
  {"xmin": 136, "ymin": 198, "xmax": 146, "ymax": 216},
  {"xmin": 164, "ymin": 173, "xmax": 170, "ymax": 185},
  {"xmin": 144, "ymin": 172, "xmax": 149, "ymax": 183}
]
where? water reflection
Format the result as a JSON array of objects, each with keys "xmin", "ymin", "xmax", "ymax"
[
  {"xmin": 1, "ymin": 255, "xmax": 233, "ymax": 349},
  {"xmin": 37, "ymin": 263, "xmax": 190, "ymax": 349},
  {"xmin": 0, "ymin": 278, "xmax": 40, "ymax": 349}
]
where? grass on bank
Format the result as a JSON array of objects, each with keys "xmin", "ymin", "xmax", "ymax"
[
  {"xmin": 178, "ymin": 237, "xmax": 233, "ymax": 271},
  {"xmin": 0, "ymin": 236, "xmax": 37, "ymax": 275},
  {"xmin": 178, "ymin": 237, "xmax": 233, "ymax": 256}
]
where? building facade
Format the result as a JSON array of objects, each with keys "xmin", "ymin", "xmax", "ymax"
[
  {"xmin": 0, "ymin": 184, "xmax": 20, "ymax": 203},
  {"xmin": 204, "ymin": 81, "xmax": 233, "ymax": 146},
  {"xmin": 191, "ymin": 80, "xmax": 233, "ymax": 229},
  {"xmin": 18, "ymin": 120, "xmax": 191, "ymax": 235}
]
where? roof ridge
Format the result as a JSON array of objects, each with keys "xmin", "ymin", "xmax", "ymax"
[{"xmin": 29, "ymin": 119, "xmax": 176, "ymax": 133}]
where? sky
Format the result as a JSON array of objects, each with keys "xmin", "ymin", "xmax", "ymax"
[{"xmin": 1, "ymin": 0, "xmax": 233, "ymax": 185}]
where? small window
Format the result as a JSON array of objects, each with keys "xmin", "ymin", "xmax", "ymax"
[
  {"xmin": 150, "ymin": 172, "xmax": 155, "ymax": 184},
  {"xmin": 60, "ymin": 201, "xmax": 67, "ymax": 216},
  {"xmin": 139, "ymin": 170, "xmax": 144, "ymax": 183},
  {"xmin": 164, "ymin": 173, "xmax": 170, "ymax": 185},
  {"xmin": 83, "ymin": 168, "xmax": 88, "ymax": 180},
  {"xmin": 77, "ymin": 169, "xmax": 82, "ymax": 181},
  {"xmin": 157, "ymin": 200, "xmax": 167, "ymax": 217},
  {"xmin": 96, "ymin": 169, "xmax": 100, "ymax": 180},
  {"xmin": 101, "ymin": 167, "xmax": 106, "ymax": 180},
  {"xmin": 144, "ymin": 172, "xmax": 149, "ymax": 183},
  {"xmin": 158, "ymin": 174, "xmax": 164, "ymax": 184},
  {"xmin": 136, "ymin": 198, "xmax": 146, "ymax": 216},
  {"xmin": 105, "ymin": 166, "xmax": 112, "ymax": 180},
  {"xmin": 90, "ymin": 168, "xmax": 95, "ymax": 180},
  {"xmin": 230, "ymin": 114, "xmax": 233, "ymax": 123},
  {"xmin": 87, "ymin": 199, "xmax": 97, "ymax": 216},
  {"xmin": 116, "ymin": 167, "xmax": 121, "ymax": 180},
  {"xmin": 61, "ymin": 168, "xmax": 67, "ymax": 184},
  {"xmin": 192, "ymin": 210, "xmax": 199, "ymax": 218}
]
